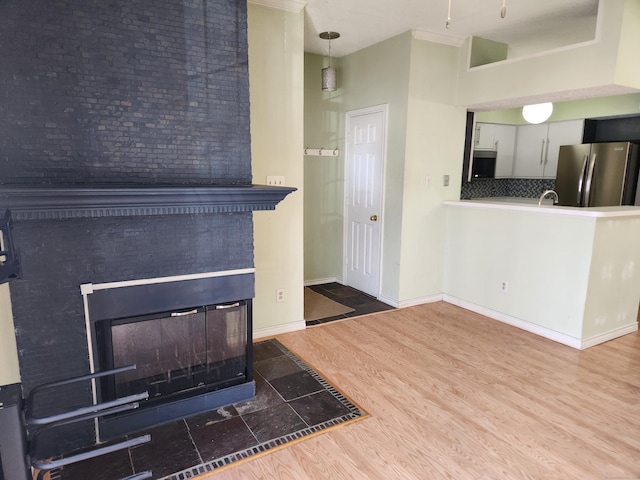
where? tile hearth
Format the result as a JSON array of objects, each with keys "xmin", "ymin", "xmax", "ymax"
[{"xmin": 53, "ymin": 339, "xmax": 366, "ymax": 480}]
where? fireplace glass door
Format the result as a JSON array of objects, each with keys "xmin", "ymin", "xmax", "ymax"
[{"xmin": 96, "ymin": 300, "xmax": 250, "ymax": 404}]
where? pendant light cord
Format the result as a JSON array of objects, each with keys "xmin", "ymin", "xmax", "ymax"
[
  {"xmin": 501, "ymin": 0, "xmax": 506, "ymax": 18},
  {"xmin": 446, "ymin": 0, "xmax": 451, "ymax": 29}
]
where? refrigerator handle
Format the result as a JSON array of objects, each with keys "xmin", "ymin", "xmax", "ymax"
[
  {"xmin": 584, "ymin": 153, "xmax": 597, "ymax": 206},
  {"xmin": 577, "ymin": 154, "xmax": 588, "ymax": 205}
]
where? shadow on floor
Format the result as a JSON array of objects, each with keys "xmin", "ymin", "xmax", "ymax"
[{"xmin": 305, "ymin": 282, "xmax": 394, "ymax": 326}]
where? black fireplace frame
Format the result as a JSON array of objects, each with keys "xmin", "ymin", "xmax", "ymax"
[{"xmin": 83, "ymin": 270, "xmax": 256, "ymax": 441}]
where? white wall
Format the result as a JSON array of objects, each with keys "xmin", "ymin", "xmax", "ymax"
[{"xmin": 248, "ymin": 3, "xmax": 305, "ymax": 337}]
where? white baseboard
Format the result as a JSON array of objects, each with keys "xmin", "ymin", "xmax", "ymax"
[
  {"xmin": 580, "ymin": 323, "xmax": 638, "ymax": 349},
  {"xmin": 378, "ymin": 294, "xmax": 443, "ymax": 309},
  {"xmin": 304, "ymin": 277, "xmax": 340, "ymax": 286},
  {"xmin": 443, "ymin": 295, "xmax": 638, "ymax": 349},
  {"xmin": 254, "ymin": 320, "xmax": 306, "ymax": 339}
]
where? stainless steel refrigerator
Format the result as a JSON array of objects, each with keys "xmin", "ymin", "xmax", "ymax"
[{"xmin": 555, "ymin": 142, "xmax": 640, "ymax": 207}]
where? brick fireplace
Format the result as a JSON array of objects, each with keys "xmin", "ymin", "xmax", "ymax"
[{"xmin": 0, "ymin": 0, "xmax": 294, "ymax": 463}]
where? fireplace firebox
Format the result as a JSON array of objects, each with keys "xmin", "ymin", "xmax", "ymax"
[
  {"xmin": 96, "ymin": 300, "xmax": 251, "ymax": 403},
  {"xmin": 82, "ymin": 269, "xmax": 256, "ymax": 440}
]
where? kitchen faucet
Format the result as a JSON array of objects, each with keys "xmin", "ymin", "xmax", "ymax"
[{"xmin": 538, "ymin": 189, "xmax": 559, "ymax": 205}]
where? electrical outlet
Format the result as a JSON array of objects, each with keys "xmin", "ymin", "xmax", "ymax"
[
  {"xmin": 425, "ymin": 175, "xmax": 432, "ymax": 187},
  {"xmin": 500, "ymin": 280, "xmax": 509, "ymax": 293},
  {"xmin": 443, "ymin": 174, "xmax": 450, "ymax": 187},
  {"xmin": 276, "ymin": 288, "xmax": 285, "ymax": 303},
  {"xmin": 266, "ymin": 176, "xmax": 285, "ymax": 186}
]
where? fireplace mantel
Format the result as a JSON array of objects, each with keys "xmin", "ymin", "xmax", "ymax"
[{"xmin": 0, "ymin": 184, "xmax": 296, "ymax": 220}]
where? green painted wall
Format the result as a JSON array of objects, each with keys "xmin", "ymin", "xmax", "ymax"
[
  {"xmin": 476, "ymin": 93, "xmax": 640, "ymax": 124},
  {"xmin": 583, "ymin": 217, "xmax": 640, "ymax": 338},
  {"xmin": 303, "ymin": 53, "xmax": 344, "ymax": 283},
  {"xmin": 248, "ymin": 4, "xmax": 305, "ymax": 335},
  {"xmin": 444, "ymin": 205, "xmax": 640, "ymax": 342},
  {"xmin": 443, "ymin": 206, "xmax": 595, "ymax": 338},
  {"xmin": 397, "ymin": 38, "xmax": 466, "ymax": 303},
  {"xmin": 0, "ymin": 284, "xmax": 20, "ymax": 385},
  {"xmin": 303, "ymin": 32, "xmax": 413, "ymax": 301}
]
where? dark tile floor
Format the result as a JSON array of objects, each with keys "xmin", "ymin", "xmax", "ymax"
[
  {"xmin": 55, "ymin": 339, "xmax": 365, "ymax": 480},
  {"xmin": 305, "ymin": 282, "xmax": 394, "ymax": 326}
]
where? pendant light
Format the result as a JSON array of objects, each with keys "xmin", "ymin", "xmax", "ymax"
[
  {"xmin": 445, "ymin": 0, "xmax": 507, "ymax": 29},
  {"xmin": 320, "ymin": 31, "xmax": 340, "ymax": 92},
  {"xmin": 522, "ymin": 102, "xmax": 554, "ymax": 124}
]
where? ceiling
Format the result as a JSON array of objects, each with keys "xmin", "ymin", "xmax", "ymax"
[{"xmin": 303, "ymin": 0, "xmax": 600, "ymax": 58}]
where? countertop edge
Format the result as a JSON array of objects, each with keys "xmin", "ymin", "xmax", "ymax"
[{"xmin": 444, "ymin": 200, "xmax": 640, "ymax": 218}]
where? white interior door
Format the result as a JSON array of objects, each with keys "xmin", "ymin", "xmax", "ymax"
[{"xmin": 344, "ymin": 106, "xmax": 386, "ymax": 297}]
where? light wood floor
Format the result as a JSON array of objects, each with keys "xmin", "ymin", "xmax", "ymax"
[{"xmin": 210, "ymin": 302, "xmax": 640, "ymax": 479}]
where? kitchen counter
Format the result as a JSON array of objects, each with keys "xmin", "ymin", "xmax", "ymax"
[
  {"xmin": 443, "ymin": 199, "xmax": 640, "ymax": 349},
  {"xmin": 447, "ymin": 198, "xmax": 640, "ymax": 217}
]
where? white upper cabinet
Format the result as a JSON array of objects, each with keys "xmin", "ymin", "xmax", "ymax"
[
  {"xmin": 513, "ymin": 124, "xmax": 549, "ymax": 178},
  {"xmin": 493, "ymin": 124, "xmax": 516, "ymax": 178},
  {"xmin": 474, "ymin": 123, "xmax": 497, "ymax": 150},
  {"xmin": 513, "ymin": 120, "xmax": 584, "ymax": 178},
  {"xmin": 474, "ymin": 123, "xmax": 516, "ymax": 178}
]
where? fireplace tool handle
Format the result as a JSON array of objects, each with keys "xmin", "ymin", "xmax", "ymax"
[{"xmin": 24, "ymin": 364, "xmax": 144, "ymax": 425}]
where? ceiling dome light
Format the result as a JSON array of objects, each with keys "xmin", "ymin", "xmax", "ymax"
[{"xmin": 522, "ymin": 102, "xmax": 553, "ymax": 124}]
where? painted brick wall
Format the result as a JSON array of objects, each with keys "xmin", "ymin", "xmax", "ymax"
[
  {"xmin": 0, "ymin": 0, "xmax": 251, "ymax": 185},
  {"xmin": 0, "ymin": 0, "xmax": 255, "ymax": 457}
]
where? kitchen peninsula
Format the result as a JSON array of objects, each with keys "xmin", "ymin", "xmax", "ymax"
[{"xmin": 443, "ymin": 198, "xmax": 640, "ymax": 349}]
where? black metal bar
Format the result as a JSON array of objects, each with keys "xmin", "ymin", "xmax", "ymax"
[
  {"xmin": 27, "ymin": 391, "xmax": 149, "ymax": 426},
  {"xmin": 31, "ymin": 434, "xmax": 151, "ymax": 471},
  {"xmin": 28, "ymin": 401, "xmax": 143, "ymax": 457},
  {"xmin": 25, "ymin": 365, "xmax": 138, "ymax": 418}
]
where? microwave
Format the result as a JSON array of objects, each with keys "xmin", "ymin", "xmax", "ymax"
[{"xmin": 471, "ymin": 150, "xmax": 497, "ymax": 178}]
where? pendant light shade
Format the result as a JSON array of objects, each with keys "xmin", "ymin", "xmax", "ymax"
[
  {"xmin": 322, "ymin": 66, "xmax": 337, "ymax": 92},
  {"xmin": 320, "ymin": 31, "xmax": 340, "ymax": 92},
  {"xmin": 522, "ymin": 102, "xmax": 554, "ymax": 124}
]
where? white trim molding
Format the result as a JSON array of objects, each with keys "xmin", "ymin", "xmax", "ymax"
[
  {"xmin": 81, "ymin": 268, "xmax": 256, "ymax": 295},
  {"xmin": 304, "ymin": 277, "xmax": 340, "ymax": 286},
  {"xmin": 380, "ymin": 293, "xmax": 443, "ymax": 309},
  {"xmin": 254, "ymin": 320, "xmax": 306, "ymax": 339},
  {"xmin": 443, "ymin": 295, "xmax": 638, "ymax": 350},
  {"xmin": 248, "ymin": 0, "xmax": 306, "ymax": 13},
  {"xmin": 412, "ymin": 29, "xmax": 465, "ymax": 47}
]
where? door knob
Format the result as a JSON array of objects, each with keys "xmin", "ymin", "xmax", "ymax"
[{"xmin": 370, "ymin": 215, "xmax": 378, "ymax": 222}]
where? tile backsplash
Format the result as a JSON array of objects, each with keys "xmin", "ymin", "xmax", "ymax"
[{"xmin": 461, "ymin": 178, "xmax": 556, "ymax": 199}]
